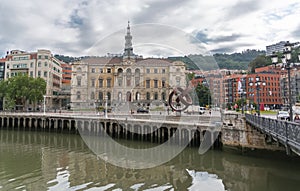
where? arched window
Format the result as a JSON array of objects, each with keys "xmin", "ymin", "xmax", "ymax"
[
  {"xmin": 126, "ymin": 91, "xmax": 131, "ymax": 102},
  {"xmin": 161, "ymin": 92, "xmax": 166, "ymax": 101},
  {"xmin": 77, "ymin": 76, "xmax": 81, "ymax": 86},
  {"xmin": 107, "ymin": 92, "xmax": 111, "ymax": 101},
  {"xmin": 154, "ymin": 92, "xmax": 158, "ymax": 100},
  {"xmin": 136, "ymin": 92, "xmax": 140, "ymax": 101},
  {"xmin": 126, "ymin": 68, "xmax": 131, "ymax": 86},
  {"xmin": 176, "ymin": 77, "xmax": 181, "ymax": 86},
  {"xmin": 76, "ymin": 91, "xmax": 81, "ymax": 100},
  {"xmin": 117, "ymin": 68, "xmax": 123, "ymax": 86},
  {"xmin": 135, "ymin": 68, "xmax": 140, "ymax": 86},
  {"xmin": 118, "ymin": 92, "xmax": 122, "ymax": 101}
]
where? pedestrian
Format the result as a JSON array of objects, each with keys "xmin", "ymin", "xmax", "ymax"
[{"xmin": 294, "ymin": 114, "xmax": 300, "ymax": 123}]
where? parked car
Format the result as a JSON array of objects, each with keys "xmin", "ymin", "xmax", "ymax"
[
  {"xmin": 199, "ymin": 107, "xmax": 206, "ymax": 115},
  {"xmin": 277, "ymin": 111, "xmax": 290, "ymax": 120},
  {"xmin": 137, "ymin": 108, "xmax": 149, "ymax": 113}
]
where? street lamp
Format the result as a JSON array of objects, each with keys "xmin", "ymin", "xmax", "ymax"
[
  {"xmin": 105, "ymin": 95, "xmax": 108, "ymax": 118},
  {"xmin": 282, "ymin": 43, "xmax": 293, "ymax": 122},
  {"xmin": 239, "ymin": 91, "xmax": 246, "ymax": 114},
  {"xmin": 249, "ymin": 76, "xmax": 266, "ymax": 116},
  {"xmin": 271, "ymin": 52, "xmax": 278, "ymax": 68},
  {"xmin": 271, "ymin": 41, "xmax": 300, "ymax": 121}
]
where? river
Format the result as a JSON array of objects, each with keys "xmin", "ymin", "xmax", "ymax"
[{"xmin": 1, "ymin": 129, "xmax": 300, "ymax": 191}]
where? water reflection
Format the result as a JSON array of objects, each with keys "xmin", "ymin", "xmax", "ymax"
[{"xmin": 1, "ymin": 129, "xmax": 300, "ymax": 191}]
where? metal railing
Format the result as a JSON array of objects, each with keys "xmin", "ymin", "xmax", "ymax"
[{"xmin": 245, "ymin": 114, "xmax": 300, "ymax": 155}]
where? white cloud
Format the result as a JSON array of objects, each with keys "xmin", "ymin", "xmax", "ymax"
[{"xmin": 0, "ymin": 0, "xmax": 300, "ymax": 57}]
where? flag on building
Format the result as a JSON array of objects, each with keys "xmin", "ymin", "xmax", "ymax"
[{"xmin": 237, "ymin": 78, "xmax": 242, "ymax": 92}]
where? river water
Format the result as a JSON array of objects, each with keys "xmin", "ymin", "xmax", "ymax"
[{"xmin": 1, "ymin": 129, "xmax": 300, "ymax": 191}]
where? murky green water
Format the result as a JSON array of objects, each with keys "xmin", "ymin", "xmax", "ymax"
[{"xmin": 1, "ymin": 129, "xmax": 300, "ymax": 191}]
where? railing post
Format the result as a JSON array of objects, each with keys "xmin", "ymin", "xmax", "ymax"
[{"xmin": 285, "ymin": 121, "xmax": 288, "ymax": 143}]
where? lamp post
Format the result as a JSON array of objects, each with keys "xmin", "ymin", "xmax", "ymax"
[
  {"xmin": 240, "ymin": 91, "xmax": 246, "ymax": 114},
  {"xmin": 249, "ymin": 76, "xmax": 266, "ymax": 116},
  {"xmin": 271, "ymin": 41, "xmax": 300, "ymax": 121},
  {"xmin": 105, "ymin": 95, "xmax": 108, "ymax": 118}
]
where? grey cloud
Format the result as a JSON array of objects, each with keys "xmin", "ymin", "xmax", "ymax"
[
  {"xmin": 195, "ymin": 31, "xmax": 243, "ymax": 44},
  {"xmin": 224, "ymin": 0, "xmax": 261, "ymax": 20},
  {"xmin": 195, "ymin": 31, "xmax": 209, "ymax": 44},
  {"xmin": 69, "ymin": 9, "xmax": 84, "ymax": 28},
  {"xmin": 133, "ymin": 0, "xmax": 188, "ymax": 23},
  {"xmin": 292, "ymin": 26, "xmax": 300, "ymax": 38}
]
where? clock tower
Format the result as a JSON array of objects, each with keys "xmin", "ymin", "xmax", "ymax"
[{"xmin": 123, "ymin": 21, "xmax": 135, "ymax": 61}]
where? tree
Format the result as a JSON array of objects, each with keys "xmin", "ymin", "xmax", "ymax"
[
  {"xmin": 248, "ymin": 55, "xmax": 272, "ymax": 73},
  {"xmin": 28, "ymin": 77, "xmax": 47, "ymax": 111},
  {"xmin": 195, "ymin": 83, "xmax": 211, "ymax": 107},
  {"xmin": 0, "ymin": 75, "xmax": 46, "ymax": 111}
]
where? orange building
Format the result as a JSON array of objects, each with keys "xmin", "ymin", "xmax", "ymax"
[
  {"xmin": 61, "ymin": 63, "xmax": 72, "ymax": 85},
  {"xmin": 246, "ymin": 73, "xmax": 281, "ymax": 109},
  {"xmin": 222, "ymin": 68, "xmax": 282, "ymax": 110}
]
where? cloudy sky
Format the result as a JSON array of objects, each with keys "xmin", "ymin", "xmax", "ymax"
[{"xmin": 0, "ymin": 0, "xmax": 300, "ymax": 58}]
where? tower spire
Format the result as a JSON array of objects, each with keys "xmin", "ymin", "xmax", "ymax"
[{"xmin": 123, "ymin": 21, "xmax": 134, "ymax": 59}]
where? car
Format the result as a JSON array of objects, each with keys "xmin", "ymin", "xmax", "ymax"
[
  {"xmin": 137, "ymin": 108, "xmax": 149, "ymax": 113},
  {"xmin": 277, "ymin": 111, "xmax": 290, "ymax": 120},
  {"xmin": 199, "ymin": 107, "xmax": 206, "ymax": 115}
]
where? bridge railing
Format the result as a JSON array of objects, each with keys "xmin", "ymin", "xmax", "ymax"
[{"xmin": 245, "ymin": 114, "xmax": 300, "ymax": 152}]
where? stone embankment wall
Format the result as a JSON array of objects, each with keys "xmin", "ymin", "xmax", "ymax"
[{"xmin": 222, "ymin": 112, "xmax": 284, "ymax": 151}]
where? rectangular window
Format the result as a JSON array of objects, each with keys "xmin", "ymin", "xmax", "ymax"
[
  {"xmin": 107, "ymin": 68, "xmax": 111, "ymax": 73},
  {"xmin": 44, "ymin": 71, "xmax": 47, "ymax": 77},
  {"xmin": 146, "ymin": 69, "xmax": 150, "ymax": 73},
  {"xmin": 30, "ymin": 63, "xmax": 33, "ymax": 68},
  {"xmin": 38, "ymin": 71, "xmax": 41, "ymax": 77},
  {"xmin": 154, "ymin": 80, "xmax": 158, "ymax": 88},
  {"xmin": 91, "ymin": 79, "xmax": 95, "ymax": 87},
  {"xmin": 30, "ymin": 71, "xmax": 33, "ymax": 77},
  {"xmin": 146, "ymin": 80, "xmax": 150, "ymax": 88},
  {"xmin": 91, "ymin": 68, "xmax": 95, "ymax": 73},
  {"xmin": 77, "ymin": 79, "xmax": 81, "ymax": 86},
  {"xmin": 38, "ymin": 62, "xmax": 41, "ymax": 67},
  {"xmin": 162, "ymin": 80, "xmax": 166, "ymax": 88},
  {"xmin": 107, "ymin": 79, "xmax": 111, "ymax": 87},
  {"xmin": 44, "ymin": 62, "xmax": 48, "ymax": 67},
  {"xmin": 162, "ymin": 69, "xmax": 165, "ymax": 73},
  {"xmin": 154, "ymin": 69, "xmax": 158, "ymax": 73},
  {"xmin": 99, "ymin": 79, "xmax": 103, "ymax": 88}
]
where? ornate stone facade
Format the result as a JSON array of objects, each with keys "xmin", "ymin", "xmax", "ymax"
[{"xmin": 71, "ymin": 23, "xmax": 186, "ymax": 110}]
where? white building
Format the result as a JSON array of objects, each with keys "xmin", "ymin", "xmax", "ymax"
[
  {"xmin": 5, "ymin": 49, "xmax": 63, "ymax": 110},
  {"xmin": 71, "ymin": 22, "xmax": 186, "ymax": 110}
]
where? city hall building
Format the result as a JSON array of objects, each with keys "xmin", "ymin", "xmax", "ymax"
[{"xmin": 71, "ymin": 23, "xmax": 186, "ymax": 110}]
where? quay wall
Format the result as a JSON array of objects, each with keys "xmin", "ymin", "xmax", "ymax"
[
  {"xmin": 0, "ymin": 112, "xmax": 284, "ymax": 151},
  {"xmin": 222, "ymin": 112, "xmax": 284, "ymax": 152},
  {"xmin": 0, "ymin": 113, "xmax": 222, "ymax": 148}
]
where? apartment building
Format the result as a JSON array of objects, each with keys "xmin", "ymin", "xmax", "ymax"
[
  {"xmin": 5, "ymin": 49, "xmax": 63, "ymax": 110},
  {"xmin": 0, "ymin": 58, "xmax": 5, "ymax": 110}
]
